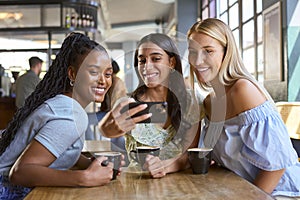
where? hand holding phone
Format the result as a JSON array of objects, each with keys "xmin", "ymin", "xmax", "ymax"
[{"xmin": 120, "ymin": 102, "xmax": 168, "ymax": 123}]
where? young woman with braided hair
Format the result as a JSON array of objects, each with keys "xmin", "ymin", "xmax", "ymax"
[{"xmin": 0, "ymin": 32, "xmax": 124, "ymax": 199}]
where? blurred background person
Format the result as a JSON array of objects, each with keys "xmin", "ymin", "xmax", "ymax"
[
  {"xmin": 0, "ymin": 64, "xmax": 11, "ymax": 97},
  {"xmin": 103, "ymin": 59, "xmax": 128, "ymax": 110},
  {"xmin": 15, "ymin": 56, "xmax": 43, "ymax": 108},
  {"xmin": 9, "ymin": 71, "xmax": 20, "ymax": 98}
]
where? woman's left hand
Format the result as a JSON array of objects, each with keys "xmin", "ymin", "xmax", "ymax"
[{"xmin": 144, "ymin": 155, "xmax": 167, "ymax": 178}]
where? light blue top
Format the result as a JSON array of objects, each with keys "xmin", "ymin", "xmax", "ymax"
[
  {"xmin": 0, "ymin": 94, "xmax": 88, "ymax": 175},
  {"xmin": 199, "ymin": 101, "xmax": 300, "ymax": 197}
]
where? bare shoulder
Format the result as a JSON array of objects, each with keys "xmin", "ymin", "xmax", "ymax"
[{"xmin": 230, "ymin": 79, "xmax": 266, "ymax": 111}]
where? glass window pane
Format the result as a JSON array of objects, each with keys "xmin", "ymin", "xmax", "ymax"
[
  {"xmin": 242, "ymin": 0, "xmax": 253, "ymax": 22},
  {"xmin": 0, "ymin": 5, "xmax": 41, "ymax": 28},
  {"xmin": 257, "ymin": 15, "xmax": 262, "ymax": 43},
  {"xmin": 232, "ymin": 29, "xmax": 240, "ymax": 49},
  {"xmin": 202, "ymin": 7, "xmax": 209, "ymax": 19},
  {"xmin": 202, "ymin": 0, "xmax": 208, "ymax": 8},
  {"xmin": 219, "ymin": 12, "xmax": 228, "ymax": 24},
  {"xmin": 257, "ymin": 0, "xmax": 262, "ymax": 13},
  {"xmin": 243, "ymin": 48, "xmax": 255, "ymax": 74},
  {"xmin": 43, "ymin": 4, "xmax": 60, "ymax": 27},
  {"xmin": 209, "ymin": 0, "xmax": 216, "ymax": 18},
  {"xmin": 257, "ymin": 44, "xmax": 264, "ymax": 81},
  {"xmin": 242, "ymin": 20, "xmax": 254, "ymax": 48},
  {"xmin": 229, "ymin": 0, "xmax": 237, "ymax": 6},
  {"xmin": 229, "ymin": 3, "xmax": 238, "ymax": 29},
  {"xmin": 219, "ymin": 0, "xmax": 227, "ymax": 13}
]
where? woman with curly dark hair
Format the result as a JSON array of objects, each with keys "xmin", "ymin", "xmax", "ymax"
[{"xmin": 0, "ymin": 32, "xmax": 123, "ymax": 199}]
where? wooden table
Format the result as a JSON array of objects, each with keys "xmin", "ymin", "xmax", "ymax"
[{"xmin": 24, "ymin": 165, "xmax": 274, "ymax": 200}]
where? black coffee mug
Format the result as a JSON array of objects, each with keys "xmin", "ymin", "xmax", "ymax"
[
  {"xmin": 188, "ymin": 148, "xmax": 213, "ymax": 174},
  {"xmin": 93, "ymin": 151, "xmax": 122, "ymax": 180},
  {"xmin": 129, "ymin": 146, "xmax": 160, "ymax": 170}
]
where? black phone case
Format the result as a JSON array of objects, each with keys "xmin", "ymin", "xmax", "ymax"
[{"xmin": 120, "ymin": 102, "xmax": 168, "ymax": 123}]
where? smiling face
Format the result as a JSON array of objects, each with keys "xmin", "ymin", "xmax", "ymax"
[
  {"xmin": 72, "ymin": 49, "xmax": 112, "ymax": 107},
  {"xmin": 188, "ymin": 33, "xmax": 224, "ymax": 84},
  {"xmin": 137, "ymin": 42, "xmax": 173, "ymax": 88}
]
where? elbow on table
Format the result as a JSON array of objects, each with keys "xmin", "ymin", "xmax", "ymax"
[{"xmin": 9, "ymin": 167, "xmax": 28, "ymax": 186}]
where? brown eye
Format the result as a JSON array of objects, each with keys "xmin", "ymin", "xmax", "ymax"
[
  {"xmin": 138, "ymin": 59, "xmax": 146, "ymax": 64},
  {"xmin": 206, "ymin": 49, "xmax": 213, "ymax": 54},
  {"xmin": 105, "ymin": 73, "xmax": 112, "ymax": 78},
  {"xmin": 153, "ymin": 57, "xmax": 161, "ymax": 62},
  {"xmin": 89, "ymin": 70, "xmax": 98, "ymax": 75}
]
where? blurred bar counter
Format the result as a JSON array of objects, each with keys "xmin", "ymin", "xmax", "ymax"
[{"xmin": 0, "ymin": 97, "xmax": 16, "ymax": 130}]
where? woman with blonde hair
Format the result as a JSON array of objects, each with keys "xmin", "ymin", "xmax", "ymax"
[{"xmin": 187, "ymin": 18, "xmax": 300, "ymax": 198}]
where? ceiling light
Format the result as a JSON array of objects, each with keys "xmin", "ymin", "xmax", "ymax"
[{"xmin": 0, "ymin": 12, "xmax": 23, "ymax": 21}]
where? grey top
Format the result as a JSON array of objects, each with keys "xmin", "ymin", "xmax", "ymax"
[
  {"xmin": 15, "ymin": 70, "xmax": 40, "ymax": 108},
  {"xmin": 0, "ymin": 95, "xmax": 88, "ymax": 175}
]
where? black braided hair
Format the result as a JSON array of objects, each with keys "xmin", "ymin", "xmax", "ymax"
[
  {"xmin": 0, "ymin": 32, "xmax": 107, "ymax": 155},
  {"xmin": 131, "ymin": 33, "xmax": 188, "ymax": 132}
]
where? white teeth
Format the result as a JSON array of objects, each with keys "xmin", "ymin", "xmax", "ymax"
[
  {"xmin": 197, "ymin": 67, "xmax": 209, "ymax": 72},
  {"xmin": 144, "ymin": 73, "xmax": 158, "ymax": 78},
  {"xmin": 94, "ymin": 88, "xmax": 105, "ymax": 93}
]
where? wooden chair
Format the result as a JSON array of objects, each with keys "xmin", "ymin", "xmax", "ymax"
[{"xmin": 275, "ymin": 102, "xmax": 300, "ymax": 161}]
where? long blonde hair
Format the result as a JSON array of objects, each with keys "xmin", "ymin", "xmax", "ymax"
[{"xmin": 187, "ymin": 18, "xmax": 273, "ymax": 102}]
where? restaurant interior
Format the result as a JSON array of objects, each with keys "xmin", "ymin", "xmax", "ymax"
[
  {"xmin": 0, "ymin": 0, "xmax": 299, "ymax": 199},
  {"xmin": 0, "ymin": 0, "xmax": 299, "ymax": 126}
]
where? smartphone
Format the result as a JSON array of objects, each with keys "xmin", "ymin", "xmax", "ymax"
[{"xmin": 120, "ymin": 102, "xmax": 168, "ymax": 123}]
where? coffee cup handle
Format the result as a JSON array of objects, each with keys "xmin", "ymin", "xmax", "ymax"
[{"xmin": 129, "ymin": 150, "xmax": 139, "ymax": 162}]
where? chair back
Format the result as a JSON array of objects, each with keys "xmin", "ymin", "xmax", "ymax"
[
  {"xmin": 275, "ymin": 102, "xmax": 300, "ymax": 140},
  {"xmin": 276, "ymin": 102, "xmax": 300, "ymax": 161}
]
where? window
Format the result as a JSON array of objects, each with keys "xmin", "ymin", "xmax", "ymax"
[
  {"xmin": 229, "ymin": 3, "xmax": 238, "ymax": 29},
  {"xmin": 242, "ymin": 0, "xmax": 254, "ymax": 22},
  {"xmin": 201, "ymin": 0, "xmax": 216, "ymax": 19},
  {"xmin": 242, "ymin": 20, "xmax": 254, "ymax": 48},
  {"xmin": 215, "ymin": 0, "xmax": 263, "ymax": 81}
]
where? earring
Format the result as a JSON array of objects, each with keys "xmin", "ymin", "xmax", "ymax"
[
  {"xmin": 70, "ymin": 80, "xmax": 74, "ymax": 87},
  {"xmin": 169, "ymin": 67, "xmax": 175, "ymax": 73}
]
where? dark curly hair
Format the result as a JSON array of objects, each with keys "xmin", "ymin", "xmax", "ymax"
[
  {"xmin": 0, "ymin": 32, "xmax": 107, "ymax": 155},
  {"xmin": 131, "ymin": 33, "xmax": 188, "ymax": 132}
]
